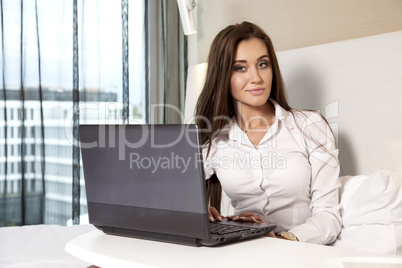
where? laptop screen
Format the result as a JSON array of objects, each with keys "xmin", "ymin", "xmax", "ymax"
[{"xmin": 79, "ymin": 124, "xmax": 209, "ymax": 239}]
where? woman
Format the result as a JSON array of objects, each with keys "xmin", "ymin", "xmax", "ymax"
[{"xmin": 195, "ymin": 21, "xmax": 341, "ymax": 244}]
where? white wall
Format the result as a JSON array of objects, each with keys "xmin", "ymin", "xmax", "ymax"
[
  {"xmin": 185, "ymin": 1, "xmax": 402, "ymax": 178},
  {"xmin": 189, "ymin": 0, "xmax": 402, "ymax": 65}
]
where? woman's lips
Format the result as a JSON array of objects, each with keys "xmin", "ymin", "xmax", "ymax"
[{"xmin": 246, "ymin": 88, "xmax": 265, "ymax": 95}]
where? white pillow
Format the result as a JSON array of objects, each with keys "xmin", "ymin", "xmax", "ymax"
[
  {"xmin": 341, "ymin": 170, "xmax": 402, "ymax": 226},
  {"xmin": 333, "ymin": 170, "xmax": 402, "ymax": 255}
]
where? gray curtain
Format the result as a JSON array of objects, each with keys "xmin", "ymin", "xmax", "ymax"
[
  {"xmin": 146, "ymin": 0, "xmax": 186, "ymax": 124},
  {"xmin": 0, "ymin": 0, "xmax": 185, "ymax": 227}
]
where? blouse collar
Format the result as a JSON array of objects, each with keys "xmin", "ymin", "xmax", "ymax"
[{"xmin": 228, "ymin": 99, "xmax": 293, "ymax": 143}]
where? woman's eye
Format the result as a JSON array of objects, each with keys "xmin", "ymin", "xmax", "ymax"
[
  {"xmin": 234, "ymin": 65, "xmax": 246, "ymax": 72},
  {"xmin": 258, "ymin": 60, "xmax": 269, "ymax": 69}
]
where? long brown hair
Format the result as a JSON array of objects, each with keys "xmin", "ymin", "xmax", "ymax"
[
  {"xmin": 196, "ymin": 21, "xmax": 290, "ymax": 147},
  {"xmin": 195, "ymin": 21, "xmax": 290, "ymax": 212},
  {"xmin": 195, "ymin": 22, "xmax": 338, "ymax": 212}
]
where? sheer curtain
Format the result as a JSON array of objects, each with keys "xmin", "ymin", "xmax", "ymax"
[{"xmin": 0, "ymin": 0, "xmax": 185, "ymax": 226}]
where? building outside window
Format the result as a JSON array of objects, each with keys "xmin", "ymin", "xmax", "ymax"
[{"xmin": 0, "ymin": 0, "xmax": 147, "ymax": 226}]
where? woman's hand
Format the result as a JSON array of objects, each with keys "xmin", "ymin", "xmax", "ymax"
[
  {"xmin": 208, "ymin": 206, "xmax": 225, "ymax": 222},
  {"xmin": 265, "ymin": 231, "xmax": 276, "ymax": 237},
  {"xmin": 226, "ymin": 211, "xmax": 265, "ymax": 223}
]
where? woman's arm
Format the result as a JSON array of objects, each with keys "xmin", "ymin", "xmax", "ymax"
[{"xmin": 289, "ymin": 112, "xmax": 342, "ymax": 244}]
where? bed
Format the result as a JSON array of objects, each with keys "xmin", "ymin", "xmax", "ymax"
[
  {"xmin": 185, "ymin": 30, "xmax": 402, "ymax": 255},
  {"xmin": 0, "ymin": 31, "xmax": 401, "ymax": 267},
  {"xmin": 0, "ymin": 224, "xmax": 95, "ymax": 267}
]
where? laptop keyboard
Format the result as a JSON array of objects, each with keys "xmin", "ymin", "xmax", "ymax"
[{"xmin": 210, "ymin": 222, "xmax": 256, "ymax": 235}]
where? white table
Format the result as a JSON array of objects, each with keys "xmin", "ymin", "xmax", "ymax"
[{"xmin": 65, "ymin": 229, "xmax": 402, "ymax": 268}]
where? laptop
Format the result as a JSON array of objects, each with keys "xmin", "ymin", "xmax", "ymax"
[{"xmin": 79, "ymin": 124, "xmax": 276, "ymax": 247}]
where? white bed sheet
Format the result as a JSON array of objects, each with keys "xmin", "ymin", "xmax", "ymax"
[{"xmin": 0, "ymin": 224, "xmax": 96, "ymax": 268}]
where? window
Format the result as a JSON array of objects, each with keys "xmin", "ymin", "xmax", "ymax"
[{"xmin": 0, "ymin": 0, "xmax": 146, "ymax": 226}]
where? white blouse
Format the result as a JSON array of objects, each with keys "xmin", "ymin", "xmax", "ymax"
[{"xmin": 203, "ymin": 99, "xmax": 342, "ymax": 244}]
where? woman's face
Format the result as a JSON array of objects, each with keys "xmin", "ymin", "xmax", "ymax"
[{"xmin": 230, "ymin": 38, "xmax": 273, "ymax": 108}]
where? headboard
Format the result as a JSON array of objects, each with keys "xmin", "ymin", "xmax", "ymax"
[{"xmin": 185, "ymin": 31, "xmax": 402, "ymax": 179}]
